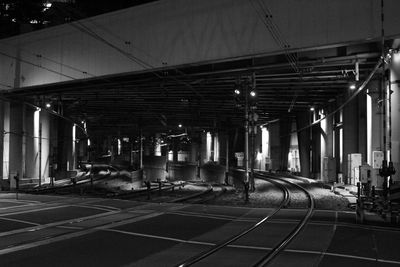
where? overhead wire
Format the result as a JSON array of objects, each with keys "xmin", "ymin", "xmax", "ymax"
[
  {"xmin": 249, "ymin": 0, "xmax": 299, "ymax": 73},
  {"xmin": 293, "ymin": 58, "xmax": 382, "ymax": 135},
  {"xmin": 52, "ymin": 5, "xmax": 204, "ymax": 100}
]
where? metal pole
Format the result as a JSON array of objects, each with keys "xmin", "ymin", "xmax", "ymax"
[
  {"xmin": 251, "ymin": 120, "xmax": 255, "ymax": 191},
  {"xmin": 244, "ymin": 82, "xmax": 250, "ymax": 202},
  {"xmin": 139, "ymin": 129, "xmax": 143, "ymax": 169},
  {"xmin": 225, "ymin": 134, "xmax": 229, "ymax": 185},
  {"xmin": 245, "ymin": 83, "xmax": 249, "ymax": 183},
  {"xmin": 381, "ymin": 0, "xmax": 388, "ymax": 161},
  {"xmin": 39, "ymin": 122, "xmax": 42, "ymax": 187}
]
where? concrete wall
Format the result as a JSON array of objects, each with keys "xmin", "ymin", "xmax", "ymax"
[{"xmin": 1, "ymin": 0, "xmax": 400, "ymax": 90}]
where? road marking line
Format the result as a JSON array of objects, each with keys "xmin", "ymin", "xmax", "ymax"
[
  {"xmin": 0, "ymin": 199, "xmax": 40, "ymax": 204},
  {"xmin": 320, "ymin": 251, "xmax": 400, "ymax": 264},
  {"xmin": 0, "ymin": 212, "xmax": 164, "ymax": 256},
  {"xmin": 167, "ymin": 211, "xmax": 257, "ymax": 222},
  {"xmin": 0, "ymin": 204, "xmax": 69, "ymax": 217},
  {"xmin": 0, "ymin": 210, "xmax": 119, "ymax": 237},
  {"xmin": 71, "ymin": 204, "xmax": 119, "ymax": 212},
  {"xmin": 225, "ymin": 245, "xmax": 400, "ymax": 264},
  {"xmin": 0, "ymin": 217, "xmax": 40, "ymax": 226},
  {"xmin": 85, "ymin": 204, "xmax": 121, "ymax": 211},
  {"xmin": 0, "ymin": 204, "xmax": 34, "ymax": 210},
  {"xmin": 103, "ymin": 229, "xmax": 214, "ymax": 246},
  {"xmin": 56, "ymin": 225, "xmax": 84, "ymax": 230}
]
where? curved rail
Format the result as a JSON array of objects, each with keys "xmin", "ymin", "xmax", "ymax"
[
  {"xmin": 25, "ymin": 171, "xmax": 112, "ymax": 194},
  {"xmin": 253, "ymin": 172, "xmax": 315, "ymax": 266},
  {"xmin": 171, "ymin": 184, "xmax": 214, "ymax": 204},
  {"xmin": 113, "ymin": 182, "xmax": 182, "ymax": 200},
  {"xmin": 175, "ymin": 174, "xmax": 290, "ymax": 267}
]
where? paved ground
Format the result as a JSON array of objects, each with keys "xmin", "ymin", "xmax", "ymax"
[{"xmin": 0, "ymin": 193, "xmax": 400, "ymax": 266}]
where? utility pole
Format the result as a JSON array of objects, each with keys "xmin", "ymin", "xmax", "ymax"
[
  {"xmin": 139, "ymin": 129, "xmax": 143, "ymax": 170},
  {"xmin": 244, "ymin": 81, "xmax": 250, "ymax": 202},
  {"xmin": 38, "ymin": 122, "xmax": 42, "ymax": 187}
]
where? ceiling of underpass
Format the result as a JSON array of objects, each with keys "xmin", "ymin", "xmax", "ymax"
[{"xmin": 4, "ymin": 40, "xmax": 383, "ymax": 136}]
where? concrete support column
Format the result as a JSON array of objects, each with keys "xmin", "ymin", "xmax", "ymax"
[
  {"xmin": 279, "ymin": 119, "xmax": 291, "ymax": 171},
  {"xmin": 269, "ymin": 122, "xmax": 280, "ymax": 171},
  {"xmin": 0, "ymin": 101, "xmax": 5, "ymax": 183},
  {"xmin": 24, "ymin": 106, "xmax": 37, "ymax": 179},
  {"xmin": 342, "ymin": 97, "xmax": 358, "ymax": 184},
  {"xmin": 390, "ymin": 58, "xmax": 400, "ymax": 182},
  {"xmin": 367, "ymin": 81, "xmax": 384, "ymax": 164},
  {"xmin": 213, "ymin": 132, "xmax": 219, "ymax": 163},
  {"xmin": 57, "ymin": 119, "xmax": 73, "ymax": 172},
  {"xmin": 296, "ymin": 111, "xmax": 311, "ymax": 177},
  {"xmin": 342, "ymin": 92, "xmax": 367, "ymax": 184},
  {"xmin": 261, "ymin": 127, "xmax": 270, "ymax": 171},
  {"xmin": 154, "ymin": 134, "xmax": 162, "ymax": 156},
  {"xmin": 190, "ymin": 141, "xmax": 198, "ymax": 163},
  {"xmin": 311, "ymin": 111, "xmax": 321, "ymax": 179},
  {"xmin": 41, "ymin": 111, "xmax": 50, "ymax": 180},
  {"xmin": 9, "ymin": 103, "xmax": 24, "ymax": 188},
  {"xmin": 172, "ymin": 139, "xmax": 178, "ymax": 162},
  {"xmin": 1, "ymin": 101, "xmax": 9, "ymax": 181},
  {"xmin": 320, "ymin": 108, "xmax": 334, "ymax": 182},
  {"xmin": 70, "ymin": 124, "xmax": 76, "ymax": 170},
  {"xmin": 269, "ymin": 121, "xmax": 290, "ymax": 171},
  {"xmin": 254, "ymin": 127, "xmax": 262, "ymax": 170},
  {"xmin": 200, "ymin": 131, "xmax": 207, "ymax": 164}
]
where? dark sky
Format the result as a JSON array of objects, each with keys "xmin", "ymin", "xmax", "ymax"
[{"xmin": 0, "ymin": 0, "xmax": 159, "ymax": 38}]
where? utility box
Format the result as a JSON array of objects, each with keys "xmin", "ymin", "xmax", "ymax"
[
  {"xmin": 360, "ymin": 164, "xmax": 373, "ymax": 184},
  {"xmin": 9, "ymin": 171, "xmax": 18, "ymax": 190},
  {"xmin": 372, "ymin": 151, "xmax": 384, "ymax": 169},
  {"xmin": 337, "ymin": 173, "xmax": 343, "ymax": 184},
  {"xmin": 235, "ymin": 152, "xmax": 244, "ymax": 167},
  {"xmin": 347, "ymin": 153, "xmax": 362, "ymax": 185}
]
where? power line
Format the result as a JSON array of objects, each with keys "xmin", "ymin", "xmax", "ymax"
[{"xmin": 249, "ymin": 0, "xmax": 299, "ymax": 73}]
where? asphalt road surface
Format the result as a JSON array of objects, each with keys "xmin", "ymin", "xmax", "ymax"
[{"xmin": 0, "ymin": 193, "xmax": 399, "ymax": 266}]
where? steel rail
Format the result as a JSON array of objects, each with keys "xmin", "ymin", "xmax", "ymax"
[
  {"xmin": 170, "ymin": 184, "xmax": 214, "ymax": 204},
  {"xmin": 253, "ymin": 172, "xmax": 315, "ymax": 266},
  {"xmin": 114, "ymin": 182, "xmax": 182, "ymax": 200},
  {"xmin": 175, "ymin": 174, "xmax": 290, "ymax": 267}
]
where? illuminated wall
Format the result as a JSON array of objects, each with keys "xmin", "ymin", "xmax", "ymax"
[{"xmin": 390, "ymin": 52, "xmax": 400, "ymax": 182}]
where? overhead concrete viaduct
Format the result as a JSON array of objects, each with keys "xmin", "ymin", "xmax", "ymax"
[{"xmin": 1, "ymin": 0, "xmax": 400, "ymax": 189}]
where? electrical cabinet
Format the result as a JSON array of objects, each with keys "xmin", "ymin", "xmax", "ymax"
[
  {"xmin": 347, "ymin": 153, "xmax": 362, "ymax": 185},
  {"xmin": 372, "ymin": 151, "xmax": 384, "ymax": 169},
  {"xmin": 359, "ymin": 164, "xmax": 372, "ymax": 184}
]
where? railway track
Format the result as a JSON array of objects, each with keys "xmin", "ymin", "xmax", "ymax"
[
  {"xmin": 170, "ymin": 183, "xmax": 227, "ymax": 204},
  {"xmin": 175, "ymin": 171, "xmax": 315, "ymax": 267},
  {"xmin": 23, "ymin": 171, "xmax": 113, "ymax": 195},
  {"xmin": 111, "ymin": 181, "xmax": 184, "ymax": 200}
]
